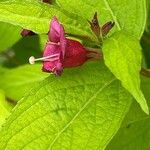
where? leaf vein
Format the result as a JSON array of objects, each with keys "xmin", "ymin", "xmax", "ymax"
[{"xmin": 47, "ymin": 78, "xmax": 116, "ymax": 149}]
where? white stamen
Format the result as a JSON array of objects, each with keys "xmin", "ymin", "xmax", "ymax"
[
  {"xmin": 29, "ymin": 54, "xmax": 59, "ymax": 64},
  {"xmin": 29, "ymin": 56, "xmax": 35, "ymax": 64},
  {"xmin": 43, "ymin": 57, "xmax": 59, "ymax": 62},
  {"xmin": 34, "ymin": 54, "xmax": 59, "ymax": 61}
]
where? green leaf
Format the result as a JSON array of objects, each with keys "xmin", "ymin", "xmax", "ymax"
[
  {"xmin": 0, "ymin": 90, "xmax": 10, "ymax": 129},
  {"xmin": 103, "ymin": 31, "xmax": 149, "ymax": 114},
  {"xmin": 106, "ymin": 76, "xmax": 150, "ymax": 150},
  {"xmin": 56, "ymin": 0, "xmax": 146, "ymax": 38},
  {"xmin": 0, "ymin": 64, "xmax": 49, "ymax": 101},
  {"xmin": 0, "ymin": 22, "xmax": 21, "ymax": 52},
  {"xmin": 0, "ymin": 0, "xmax": 91, "ymax": 36},
  {"xmin": 0, "ymin": 62, "xmax": 133, "ymax": 150}
]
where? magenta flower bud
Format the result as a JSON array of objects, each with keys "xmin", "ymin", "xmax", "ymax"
[{"xmin": 29, "ymin": 17, "xmax": 101, "ymax": 76}]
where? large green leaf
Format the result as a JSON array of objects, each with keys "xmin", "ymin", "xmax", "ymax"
[
  {"xmin": 56, "ymin": 0, "xmax": 146, "ymax": 38},
  {"xmin": 0, "ymin": 64, "xmax": 49, "ymax": 101},
  {"xmin": 103, "ymin": 31, "xmax": 149, "ymax": 114},
  {"xmin": 0, "ymin": 0, "xmax": 91, "ymax": 36},
  {"xmin": 106, "ymin": 76, "xmax": 150, "ymax": 150},
  {"xmin": 0, "ymin": 22, "xmax": 21, "ymax": 52},
  {"xmin": 0, "ymin": 62, "xmax": 133, "ymax": 150}
]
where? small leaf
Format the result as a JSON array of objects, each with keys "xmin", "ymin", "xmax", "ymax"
[
  {"xmin": 103, "ymin": 31, "xmax": 149, "ymax": 114},
  {"xmin": 0, "ymin": 62, "xmax": 133, "ymax": 150},
  {"xmin": 0, "ymin": 64, "xmax": 49, "ymax": 101}
]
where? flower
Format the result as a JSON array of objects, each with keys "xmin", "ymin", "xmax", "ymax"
[
  {"xmin": 41, "ymin": 17, "xmax": 66, "ymax": 75},
  {"xmin": 29, "ymin": 17, "xmax": 101, "ymax": 76}
]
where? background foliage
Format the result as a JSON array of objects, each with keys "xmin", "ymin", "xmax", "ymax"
[{"xmin": 0, "ymin": 0, "xmax": 149, "ymax": 149}]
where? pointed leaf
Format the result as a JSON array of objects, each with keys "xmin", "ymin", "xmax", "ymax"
[{"xmin": 103, "ymin": 31, "xmax": 149, "ymax": 114}]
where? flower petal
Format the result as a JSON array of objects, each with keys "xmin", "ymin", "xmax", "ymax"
[
  {"xmin": 60, "ymin": 25, "xmax": 66, "ymax": 58},
  {"xmin": 42, "ymin": 43, "xmax": 63, "ymax": 74},
  {"xmin": 49, "ymin": 17, "xmax": 65, "ymax": 43}
]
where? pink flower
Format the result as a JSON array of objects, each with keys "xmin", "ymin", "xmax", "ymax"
[
  {"xmin": 29, "ymin": 17, "xmax": 101, "ymax": 76},
  {"xmin": 41, "ymin": 17, "xmax": 66, "ymax": 75}
]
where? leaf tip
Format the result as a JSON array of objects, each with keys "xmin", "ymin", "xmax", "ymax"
[
  {"xmin": 144, "ymin": 106, "xmax": 149, "ymax": 115},
  {"xmin": 141, "ymin": 101, "xmax": 149, "ymax": 115}
]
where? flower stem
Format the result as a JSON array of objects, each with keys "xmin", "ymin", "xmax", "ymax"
[
  {"xmin": 140, "ymin": 68, "xmax": 150, "ymax": 78},
  {"xmin": 86, "ymin": 47, "xmax": 103, "ymax": 61}
]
